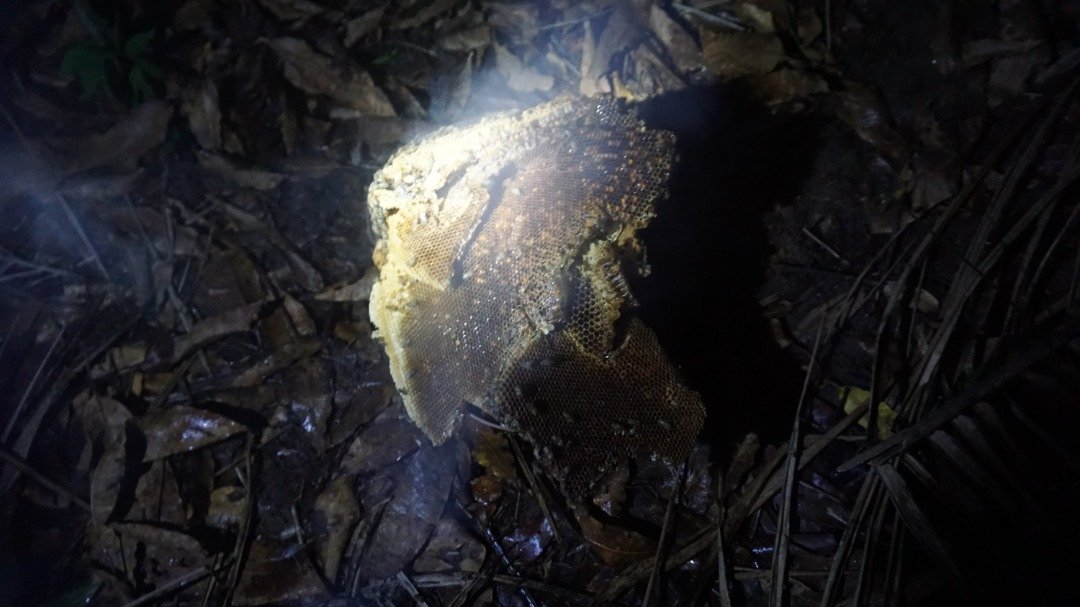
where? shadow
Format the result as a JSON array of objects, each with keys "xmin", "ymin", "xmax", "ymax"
[{"xmin": 632, "ymin": 84, "xmax": 821, "ymax": 454}]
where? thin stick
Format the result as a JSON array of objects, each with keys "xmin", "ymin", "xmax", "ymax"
[
  {"xmin": 121, "ymin": 564, "xmax": 222, "ymax": 607},
  {"xmin": 644, "ymin": 463, "xmax": 683, "ymax": 606},
  {"xmin": 58, "ymin": 197, "xmax": 112, "ymax": 282},
  {"xmin": 715, "ymin": 471, "xmax": 733, "ymax": 607},
  {"xmin": 506, "ymin": 433, "xmax": 562, "ymax": 545},
  {"xmin": 770, "ymin": 316, "xmax": 825, "ymax": 606},
  {"xmin": 0, "ymin": 442, "xmax": 90, "ymax": 511},
  {"xmin": 2, "ymin": 323, "xmax": 64, "ymax": 442}
]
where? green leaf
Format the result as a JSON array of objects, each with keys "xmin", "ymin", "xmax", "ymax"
[
  {"xmin": 59, "ymin": 43, "xmax": 116, "ymax": 101},
  {"xmin": 129, "ymin": 68, "xmax": 154, "ymax": 103},
  {"xmin": 124, "ymin": 29, "xmax": 154, "ymax": 58}
]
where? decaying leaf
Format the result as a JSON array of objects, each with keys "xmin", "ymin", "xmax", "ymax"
[
  {"xmin": 840, "ymin": 386, "xmax": 896, "ymax": 439},
  {"xmin": 266, "ymin": 37, "xmax": 396, "ymax": 116},
  {"xmin": 313, "ymin": 474, "xmax": 360, "ymax": 581},
  {"xmin": 494, "ymin": 43, "xmax": 554, "ymax": 92},
  {"xmin": 701, "ymin": 29, "xmax": 785, "ymax": 79},
  {"xmin": 232, "ymin": 540, "xmax": 327, "ymax": 604},
  {"xmin": 571, "ymin": 504, "xmax": 654, "ymax": 567},
  {"xmin": 648, "ymin": 4, "xmax": 701, "ymax": 73},
  {"xmin": 137, "ymin": 405, "xmax": 247, "ymax": 460},
  {"xmin": 182, "ymin": 79, "xmax": 222, "ymax": 150},
  {"xmin": 412, "ymin": 517, "xmax": 485, "ymax": 573},
  {"xmin": 87, "ymin": 521, "xmax": 211, "ymax": 596},
  {"xmin": 355, "ymin": 442, "xmax": 457, "ymax": 580},
  {"xmin": 339, "ymin": 402, "xmax": 423, "ymax": 475}
]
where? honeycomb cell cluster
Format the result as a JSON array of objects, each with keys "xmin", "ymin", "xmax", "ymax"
[{"xmin": 367, "ymin": 96, "xmax": 705, "ymax": 493}]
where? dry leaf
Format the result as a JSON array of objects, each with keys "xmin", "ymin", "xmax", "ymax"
[
  {"xmin": 266, "ymin": 37, "xmax": 396, "ymax": 116},
  {"xmin": 313, "ymin": 474, "xmax": 360, "ymax": 581},
  {"xmin": 233, "ymin": 540, "xmax": 327, "ymax": 604},
  {"xmin": 258, "ymin": 0, "xmax": 329, "ymax": 21},
  {"xmin": 390, "ymin": 0, "xmax": 460, "ymax": 30},
  {"xmin": 840, "ymin": 386, "xmax": 896, "ymax": 439},
  {"xmin": 197, "ymin": 152, "xmax": 285, "ymax": 190},
  {"xmin": 344, "ymin": 7, "xmax": 385, "ymax": 47},
  {"xmin": 413, "ymin": 517, "xmax": 485, "ymax": 573},
  {"xmin": 143, "ymin": 301, "xmax": 268, "ymax": 370},
  {"xmin": 649, "ymin": 4, "xmax": 702, "ymax": 73},
  {"xmin": 571, "ymin": 504, "xmax": 653, "ymax": 567},
  {"xmin": 90, "ymin": 439, "xmax": 129, "ymax": 524},
  {"xmin": 339, "ymin": 404, "xmax": 422, "ymax": 475},
  {"xmin": 137, "ymin": 405, "xmax": 246, "ymax": 460},
  {"xmin": 356, "ymin": 442, "xmax": 457, "ymax": 580},
  {"xmin": 439, "ymin": 22, "xmax": 490, "ymax": 52},
  {"xmin": 701, "ymin": 30, "xmax": 785, "ymax": 79},
  {"xmin": 87, "ymin": 521, "xmax": 211, "ymax": 594},
  {"xmin": 746, "ymin": 67, "xmax": 829, "ymax": 105},
  {"xmin": 494, "ymin": 43, "xmax": 554, "ymax": 92},
  {"xmin": 182, "ymin": 80, "xmax": 221, "ymax": 150}
]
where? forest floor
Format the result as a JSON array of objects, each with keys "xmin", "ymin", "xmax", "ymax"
[{"xmin": 1, "ymin": 0, "xmax": 1079, "ymax": 605}]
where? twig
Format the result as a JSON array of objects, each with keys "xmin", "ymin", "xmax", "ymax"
[
  {"xmin": 837, "ymin": 320, "xmax": 1080, "ymax": 471},
  {"xmin": 123, "ymin": 195, "xmax": 212, "ymax": 376},
  {"xmin": 58, "ymin": 196, "xmax": 112, "ymax": 282},
  {"xmin": 801, "ymin": 227, "xmax": 848, "ymax": 265},
  {"xmin": 121, "ymin": 563, "xmax": 225, "ymax": 607},
  {"xmin": 715, "ymin": 471, "xmax": 733, "ymax": 607},
  {"xmin": 222, "ymin": 433, "xmax": 257, "ymax": 605},
  {"xmin": 2, "ymin": 322, "xmax": 64, "ymax": 442},
  {"xmin": 0, "ymin": 442, "xmax": 90, "ymax": 511},
  {"xmin": 770, "ymin": 316, "xmax": 825, "ymax": 606},
  {"xmin": 452, "ymin": 496, "xmax": 541, "ymax": 607},
  {"xmin": 413, "ymin": 571, "xmax": 593, "ymax": 600},
  {"xmin": 535, "ymin": 5, "xmax": 613, "ymax": 31},
  {"xmin": 397, "ymin": 571, "xmax": 432, "ymax": 607},
  {"xmin": 671, "ymin": 2, "xmax": 746, "ymax": 31},
  {"xmin": 505, "ymin": 433, "xmax": 562, "ymax": 545},
  {"xmin": 644, "ymin": 463, "xmax": 682, "ymax": 606}
]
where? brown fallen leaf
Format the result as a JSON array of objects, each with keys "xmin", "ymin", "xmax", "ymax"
[
  {"xmin": 494, "ymin": 43, "xmax": 554, "ymax": 93},
  {"xmin": 355, "ymin": 441, "xmax": 457, "ymax": 580},
  {"xmin": 571, "ymin": 504, "xmax": 654, "ymax": 567},
  {"xmin": 137, "ymin": 405, "xmax": 247, "ymax": 461},
  {"xmin": 265, "ymin": 37, "xmax": 396, "ymax": 117},
  {"xmin": 87, "ymin": 521, "xmax": 211, "ymax": 598},
  {"xmin": 580, "ymin": 7, "xmax": 643, "ymax": 96},
  {"xmin": 182, "ymin": 80, "xmax": 222, "ymax": 150},
  {"xmin": 142, "ymin": 300, "xmax": 269, "ymax": 370},
  {"xmin": 745, "ymin": 67, "xmax": 829, "ymax": 105},
  {"xmin": 339, "ymin": 404, "xmax": 423, "ymax": 476},
  {"xmin": 197, "ymin": 151, "xmax": 285, "ymax": 190},
  {"xmin": 0, "ymin": 101, "xmax": 172, "ymax": 199},
  {"xmin": 55, "ymin": 101, "xmax": 174, "ymax": 174},
  {"xmin": 344, "ymin": 7, "xmax": 385, "ymax": 48},
  {"xmin": 831, "ymin": 89, "xmax": 908, "ymax": 162},
  {"xmin": 438, "ymin": 20, "xmax": 490, "ymax": 53},
  {"xmin": 413, "ymin": 517, "xmax": 486, "ymax": 573},
  {"xmin": 962, "ymin": 38, "xmax": 1043, "ymax": 67},
  {"xmin": 313, "ymin": 474, "xmax": 360, "ymax": 582},
  {"xmin": 390, "ymin": 0, "xmax": 459, "ymax": 30},
  {"xmin": 472, "ymin": 427, "xmax": 517, "ymax": 481},
  {"xmin": 206, "ymin": 485, "xmax": 247, "ymax": 530},
  {"xmin": 501, "ymin": 513, "xmax": 553, "ymax": 564},
  {"xmin": 258, "ymin": 0, "xmax": 329, "ymax": 21},
  {"xmin": 701, "ymin": 29, "xmax": 785, "ymax": 79},
  {"xmin": 90, "ymin": 437, "xmax": 130, "ymax": 524},
  {"xmin": 649, "ymin": 4, "xmax": 702, "ymax": 73},
  {"xmin": 232, "ymin": 540, "xmax": 327, "ymax": 604},
  {"xmin": 130, "ymin": 460, "xmax": 185, "ymax": 524}
]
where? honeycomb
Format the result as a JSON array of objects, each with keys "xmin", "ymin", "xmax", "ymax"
[{"xmin": 367, "ymin": 96, "xmax": 705, "ymax": 493}]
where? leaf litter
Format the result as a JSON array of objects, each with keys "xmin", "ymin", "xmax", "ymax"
[{"xmin": 0, "ymin": 0, "xmax": 1079, "ymax": 605}]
